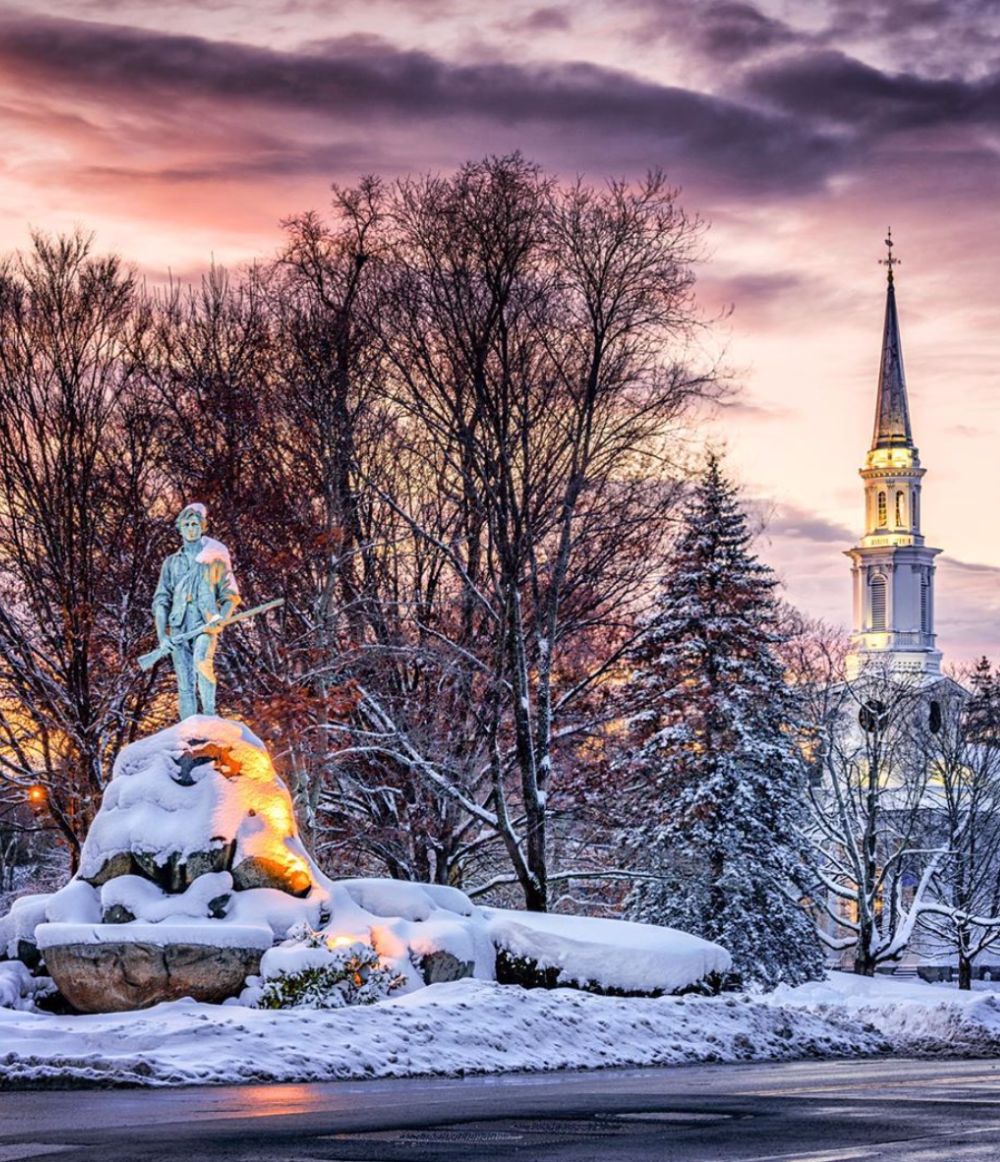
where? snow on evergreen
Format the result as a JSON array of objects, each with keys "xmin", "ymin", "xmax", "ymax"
[{"xmin": 622, "ymin": 452, "xmax": 825, "ymax": 988}]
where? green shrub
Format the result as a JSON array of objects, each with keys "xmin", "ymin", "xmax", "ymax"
[{"xmin": 253, "ymin": 934, "xmax": 405, "ymax": 1010}]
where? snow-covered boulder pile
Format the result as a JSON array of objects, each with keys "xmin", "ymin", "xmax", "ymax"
[
  {"xmin": 0, "ymin": 719, "xmax": 505, "ymax": 1012},
  {"xmin": 0, "ymin": 716, "xmax": 732, "ymax": 1014},
  {"xmin": 77, "ymin": 716, "xmax": 318, "ymax": 899},
  {"xmin": 7, "ymin": 717, "xmax": 335, "ymax": 1011}
]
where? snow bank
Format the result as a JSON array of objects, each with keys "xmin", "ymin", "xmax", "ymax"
[
  {"xmin": 4, "ymin": 972, "xmax": 998, "ymax": 1088},
  {"xmin": 0, "ymin": 979, "xmax": 884, "ymax": 1087},
  {"xmin": 485, "ymin": 908, "xmax": 730, "ymax": 994},
  {"xmin": 772, "ymin": 972, "xmax": 1000, "ymax": 1057}
]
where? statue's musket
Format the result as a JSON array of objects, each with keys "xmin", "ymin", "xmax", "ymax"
[{"xmin": 138, "ymin": 598, "xmax": 285, "ymax": 672}]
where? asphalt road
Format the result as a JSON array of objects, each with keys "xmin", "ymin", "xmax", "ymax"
[{"xmin": 2, "ymin": 1057, "xmax": 1000, "ymax": 1161}]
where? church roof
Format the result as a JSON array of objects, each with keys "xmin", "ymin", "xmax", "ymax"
[{"xmin": 871, "ymin": 250, "xmax": 913, "ymax": 451}]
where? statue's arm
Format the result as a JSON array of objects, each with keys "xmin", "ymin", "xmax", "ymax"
[
  {"xmin": 152, "ymin": 558, "xmax": 173, "ymax": 645},
  {"xmin": 204, "ymin": 558, "xmax": 240, "ymax": 632}
]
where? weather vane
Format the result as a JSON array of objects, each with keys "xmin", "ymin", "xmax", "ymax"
[{"xmin": 879, "ymin": 227, "xmax": 900, "ymax": 285}]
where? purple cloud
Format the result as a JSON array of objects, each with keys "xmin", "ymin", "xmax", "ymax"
[{"xmin": 0, "ymin": 14, "xmax": 846, "ymax": 192}]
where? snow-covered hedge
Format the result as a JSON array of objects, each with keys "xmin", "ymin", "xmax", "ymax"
[{"xmin": 485, "ymin": 908, "xmax": 732, "ymax": 996}]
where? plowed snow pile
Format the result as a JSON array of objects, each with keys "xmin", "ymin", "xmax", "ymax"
[
  {"xmin": 0, "ymin": 976, "xmax": 885, "ymax": 1087},
  {"xmin": 771, "ymin": 973, "xmax": 1000, "ymax": 1057},
  {"xmin": 5, "ymin": 949, "xmax": 999, "ymax": 1086}
]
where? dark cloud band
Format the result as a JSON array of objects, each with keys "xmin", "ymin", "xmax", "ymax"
[{"xmin": 0, "ymin": 13, "xmax": 842, "ymax": 192}]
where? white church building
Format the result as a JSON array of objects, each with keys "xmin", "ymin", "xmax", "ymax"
[{"xmin": 821, "ymin": 239, "xmax": 1000, "ymax": 980}]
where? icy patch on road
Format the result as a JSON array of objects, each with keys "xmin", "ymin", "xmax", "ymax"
[{"xmin": 0, "ymin": 979, "xmax": 883, "ymax": 1087}]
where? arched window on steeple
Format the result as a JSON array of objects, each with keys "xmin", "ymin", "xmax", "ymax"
[
  {"xmin": 913, "ymin": 492, "xmax": 919, "ymax": 530},
  {"xmin": 878, "ymin": 491, "xmax": 887, "ymax": 527},
  {"xmin": 871, "ymin": 574, "xmax": 887, "ymax": 631},
  {"xmin": 895, "ymin": 490, "xmax": 905, "ymax": 527}
]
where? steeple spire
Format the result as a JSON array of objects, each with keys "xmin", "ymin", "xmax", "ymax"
[
  {"xmin": 871, "ymin": 228, "xmax": 913, "ymax": 451},
  {"xmin": 845, "ymin": 231, "xmax": 941, "ymax": 680}
]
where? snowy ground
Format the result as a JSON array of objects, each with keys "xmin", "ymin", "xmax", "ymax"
[
  {"xmin": 769, "ymin": 971, "xmax": 1000, "ymax": 1057},
  {"xmin": 1, "ymin": 971, "xmax": 998, "ymax": 1088}
]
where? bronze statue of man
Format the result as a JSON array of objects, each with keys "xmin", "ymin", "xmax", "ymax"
[{"xmin": 152, "ymin": 503, "xmax": 240, "ymax": 719}]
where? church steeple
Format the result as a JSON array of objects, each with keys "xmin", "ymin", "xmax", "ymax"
[
  {"xmin": 871, "ymin": 230, "xmax": 913, "ymax": 451},
  {"xmin": 845, "ymin": 232, "xmax": 942, "ymax": 680}
]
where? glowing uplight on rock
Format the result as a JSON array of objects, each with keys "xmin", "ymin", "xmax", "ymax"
[{"xmin": 326, "ymin": 933, "xmax": 363, "ymax": 950}]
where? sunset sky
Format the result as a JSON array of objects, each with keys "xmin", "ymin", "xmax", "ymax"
[{"xmin": 1, "ymin": 0, "xmax": 998, "ymax": 664}]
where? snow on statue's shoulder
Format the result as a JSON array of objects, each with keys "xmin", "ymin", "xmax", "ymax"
[
  {"xmin": 483, "ymin": 907, "xmax": 731, "ymax": 995},
  {"xmin": 195, "ymin": 536, "xmax": 239, "ymax": 596},
  {"xmin": 195, "ymin": 535, "xmax": 233, "ymax": 567}
]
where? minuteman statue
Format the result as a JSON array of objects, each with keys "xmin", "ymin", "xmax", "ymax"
[{"xmin": 152, "ymin": 503, "xmax": 240, "ymax": 719}]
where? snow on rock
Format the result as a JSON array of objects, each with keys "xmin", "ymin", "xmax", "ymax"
[
  {"xmin": 340, "ymin": 878, "xmax": 477, "ymax": 921},
  {"xmin": 79, "ymin": 716, "xmax": 318, "ymax": 899},
  {"xmin": 35, "ymin": 922, "xmax": 274, "ymax": 951},
  {"xmin": 45, "ymin": 881, "xmax": 101, "ymax": 925},
  {"xmin": 0, "ymin": 978, "xmax": 885, "ymax": 1085},
  {"xmin": 772, "ymin": 972, "xmax": 1000, "ymax": 1056},
  {"xmin": 335, "ymin": 879, "xmax": 495, "ymax": 989},
  {"xmin": 485, "ymin": 908, "xmax": 731, "ymax": 995},
  {"xmin": 0, "ymin": 893, "xmax": 51, "ymax": 960}
]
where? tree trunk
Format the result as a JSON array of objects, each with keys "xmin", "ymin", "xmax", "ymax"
[
  {"xmin": 958, "ymin": 952, "xmax": 973, "ymax": 991},
  {"xmin": 522, "ymin": 875, "xmax": 547, "ymax": 913},
  {"xmin": 853, "ymin": 922, "xmax": 876, "ymax": 976}
]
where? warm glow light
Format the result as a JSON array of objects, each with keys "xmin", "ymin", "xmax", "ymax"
[
  {"xmin": 867, "ymin": 447, "xmax": 915, "ymax": 471},
  {"xmin": 326, "ymin": 933, "xmax": 362, "ymax": 949},
  {"xmin": 862, "ymin": 533, "xmax": 915, "ymax": 548},
  {"xmin": 26, "ymin": 783, "xmax": 46, "ymax": 807}
]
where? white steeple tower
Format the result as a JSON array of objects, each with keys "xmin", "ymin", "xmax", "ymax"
[{"xmin": 845, "ymin": 231, "xmax": 942, "ymax": 680}]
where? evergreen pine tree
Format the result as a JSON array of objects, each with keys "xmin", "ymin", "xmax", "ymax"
[
  {"xmin": 623, "ymin": 452, "xmax": 824, "ymax": 988},
  {"xmin": 968, "ymin": 656, "xmax": 1000, "ymax": 741}
]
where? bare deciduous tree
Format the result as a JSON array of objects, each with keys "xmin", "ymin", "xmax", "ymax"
[
  {"xmin": 805, "ymin": 657, "xmax": 944, "ymax": 975},
  {"xmin": 919, "ymin": 660, "xmax": 1000, "ymax": 988},
  {"xmin": 317, "ymin": 156, "xmax": 717, "ymax": 908},
  {"xmin": 0, "ymin": 233, "xmax": 161, "ymax": 865}
]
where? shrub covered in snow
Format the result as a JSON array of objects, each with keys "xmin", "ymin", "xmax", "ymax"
[
  {"xmin": 0, "ymin": 961, "xmax": 55, "ymax": 1011},
  {"xmin": 243, "ymin": 927, "xmax": 405, "ymax": 1010},
  {"xmin": 485, "ymin": 908, "xmax": 731, "ymax": 996}
]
